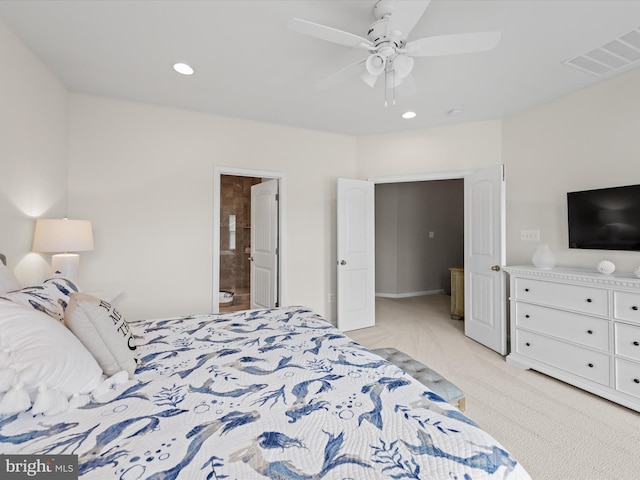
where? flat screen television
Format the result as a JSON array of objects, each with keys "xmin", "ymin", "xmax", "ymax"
[{"xmin": 567, "ymin": 184, "xmax": 640, "ymax": 251}]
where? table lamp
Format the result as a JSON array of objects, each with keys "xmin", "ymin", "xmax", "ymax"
[{"xmin": 32, "ymin": 218, "xmax": 94, "ymax": 284}]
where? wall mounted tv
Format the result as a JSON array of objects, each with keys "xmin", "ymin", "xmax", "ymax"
[{"xmin": 567, "ymin": 184, "xmax": 640, "ymax": 251}]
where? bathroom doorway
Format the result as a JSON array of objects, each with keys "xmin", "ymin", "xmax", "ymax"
[
  {"xmin": 219, "ymin": 174, "xmax": 262, "ymax": 312},
  {"xmin": 212, "ymin": 167, "xmax": 286, "ymax": 314}
]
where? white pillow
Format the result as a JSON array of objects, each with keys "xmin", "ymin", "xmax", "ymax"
[
  {"xmin": 0, "ymin": 262, "xmax": 20, "ymax": 294},
  {"xmin": 0, "ymin": 300, "xmax": 104, "ymax": 416},
  {"xmin": 64, "ymin": 293, "xmax": 138, "ymax": 378}
]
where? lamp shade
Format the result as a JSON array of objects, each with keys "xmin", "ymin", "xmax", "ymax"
[{"xmin": 32, "ymin": 218, "xmax": 94, "ymax": 253}]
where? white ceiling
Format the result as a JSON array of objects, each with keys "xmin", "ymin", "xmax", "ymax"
[{"xmin": 1, "ymin": 0, "xmax": 640, "ymax": 136}]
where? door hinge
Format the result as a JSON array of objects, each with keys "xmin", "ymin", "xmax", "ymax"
[
  {"xmin": 275, "ymin": 193, "xmax": 279, "ymax": 201},
  {"xmin": 275, "ymin": 247, "xmax": 279, "ymax": 256},
  {"xmin": 275, "ymin": 301, "xmax": 279, "ymax": 307}
]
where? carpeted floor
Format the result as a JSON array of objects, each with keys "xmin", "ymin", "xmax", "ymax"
[{"xmin": 347, "ymin": 294, "xmax": 640, "ymax": 480}]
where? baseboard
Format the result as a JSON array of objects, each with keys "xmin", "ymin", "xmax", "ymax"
[{"xmin": 375, "ymin": 289, "xmax": 444, "ymax": 298}]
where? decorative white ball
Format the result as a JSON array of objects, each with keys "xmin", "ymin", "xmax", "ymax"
[
  {"xmin": 597, "ymin": 260, "xmax": 615, "ymax": 275},
  {"xmin": 634, "ymin": 266, "xmax": 640, "ymax": 278}
]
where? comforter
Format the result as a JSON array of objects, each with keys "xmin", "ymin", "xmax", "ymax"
[{"xmin": 1, "ymin": 306, "xmax": 530, "ymax": 479}]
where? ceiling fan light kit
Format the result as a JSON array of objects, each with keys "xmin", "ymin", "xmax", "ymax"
[{"xmin": 289, "ymin": 0, "xmax": 501, "ymax": 106}]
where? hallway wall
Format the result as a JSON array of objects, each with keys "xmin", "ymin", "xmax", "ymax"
[{"xmin": 375, "ymin": 179, "xmax": 464, "ymax": 296}]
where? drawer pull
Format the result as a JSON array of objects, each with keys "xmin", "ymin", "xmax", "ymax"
[
  {"xmin": 525, "ymin": 342, "xmax": 531, "ymax": 347},
  {"xmin": 588, "ymin": 363, "xmax": 594, "ymax": 368},
  {"xmin": 524, "ymin": 288, "xmax": 530, "ymax": 292},
  {"xmin": 634, "ymin": 379, "xmax": 640, "ymax": 384},
  {"xmin": 586, "ymin": 298, "xmax": 592, "ymax": 303},
  {"xmin": 633, "ymin": 341, "xmax": 640, "ymax": 346},
  {"xmin": 633, "ymin": 306, "xmax": 639, "ymax": 311},
  {"xmin": 525, "ymin": 314, "xmax": 530, "ymax": 318},
  {"xmin": 587, "ymin": 330, "xmax": 593, "ymax": 335}
]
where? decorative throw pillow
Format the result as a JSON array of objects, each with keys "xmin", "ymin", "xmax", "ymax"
[
  {"xmin": 0, "ymin": 262, "xmax": 20, "ymax": 294},
  {"xmin": 0, "ymin": 276, "xmax": 78, "ymax": 322},
  {"xmin": 64, "ymin": 292, "xmax": 138, "ymax": 378},
  {"xmin": 0, "ymin": 300, "xmax": 104, "ymax": 416}
]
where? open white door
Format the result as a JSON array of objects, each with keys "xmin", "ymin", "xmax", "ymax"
[
  {"xmin": 464, "ymin": 165, "xmax": 507, "ymax": 354},
  {"xmin": 251, "ymin": 179, "xmax": 278, "ymax": 309},
  {"xmin": 337, "ymin": 178, "xmax": 375, "ymax": 332}
]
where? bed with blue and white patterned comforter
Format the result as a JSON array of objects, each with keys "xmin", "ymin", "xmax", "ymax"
[{"xmin": 1, "ymin": 306, "xmax": 530, "ymax": 479}]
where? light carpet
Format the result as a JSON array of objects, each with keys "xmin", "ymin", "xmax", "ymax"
[{"xmin": 347, "ymin": 295, "xmax": 640, "ymax": 480}]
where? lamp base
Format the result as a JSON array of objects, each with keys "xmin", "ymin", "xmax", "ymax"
[{"xmin": 51, "ymin": 253, "xmax": 80, "ymax": 284}]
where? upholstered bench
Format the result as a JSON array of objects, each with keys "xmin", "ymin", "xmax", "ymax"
[{"xmin": 372, "ymin": 347, "xmax": 465, "ymax": 411}]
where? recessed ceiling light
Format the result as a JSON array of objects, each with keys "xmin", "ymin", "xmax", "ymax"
[
  {"xmin": 173, "ymin": 63, "xmax": 194, "ymax": 75},
  {"xmin": 402, "ymin": 111, "xmax": 416, "ymax": 119}
]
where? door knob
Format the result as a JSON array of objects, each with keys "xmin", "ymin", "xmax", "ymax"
[
  {"xmin": 340, "ymin": 260, "xmax": 347, "ymax": 265},
  {"xmin": 491, "ymin": 265, "xmax": 501, "ymax": 271}
]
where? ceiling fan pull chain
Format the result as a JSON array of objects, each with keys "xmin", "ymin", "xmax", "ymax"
[
  {"xmin": 392, "ymin": 71, "xmax": 397, "ymax": 106},
  {"xmin": 384, "ymin": 70, "xmax": 388, "ymax": 107}
]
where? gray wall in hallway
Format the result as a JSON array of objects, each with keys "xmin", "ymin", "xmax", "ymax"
[{"xmin": 375, "ymin": 179, "xmax": 464, "ymax": 296}]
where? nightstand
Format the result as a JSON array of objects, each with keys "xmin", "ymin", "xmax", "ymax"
[{"xmin": 449, "ymin": 266, "xmax": 464, "ymax": 320}]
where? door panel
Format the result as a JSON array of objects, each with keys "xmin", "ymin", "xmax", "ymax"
[
  {"xmin": 337, "ymin": 178, "xmax": 375, "ymax": 331},
  {"xmin": 251, "ymin": 179, "xmax": 278, "ymax": 309},
  {"xmin": 464, "ymin": 165, "xmax": 507, "ymax": 354}
]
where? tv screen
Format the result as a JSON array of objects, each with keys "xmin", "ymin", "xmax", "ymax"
[{"xmin": 567, "ymin": 184, "xmax": 640, "ymax": 251}]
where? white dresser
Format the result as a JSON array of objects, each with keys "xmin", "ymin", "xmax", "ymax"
[{"xmin": 503, "ymin": 266, "xmax": 640, "ymax": 412}]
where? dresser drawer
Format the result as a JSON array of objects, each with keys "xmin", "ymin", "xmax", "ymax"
[
  {"xmin": 514, "ymin": 278, "xmax": 608, "ymax": 316},
  {"xmin": 516, "ymin": 329, "xmax": 611, "ymax": 386},
  {"xmin": 515, "ymin": 303, "xmax": 609, "ymax": 350},
  {"xmin": 615, "ymin": 358, "xmax": 640, "ymax": 399},
  {"xmin": 615, "ymin": 322, "xmax": 640, "ymax": 362},
  {"xmin": 613, "ymin": 291, "xmax": 640, "ymax": 324}
]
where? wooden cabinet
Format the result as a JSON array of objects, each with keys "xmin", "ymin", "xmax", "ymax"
[
  {"xmin": 449, "ymin": 266, "xmax": 464, "ymax": 320},
  {"xmin": 504, "ymin": 266, "xmax": 640, "ymax": 412}
]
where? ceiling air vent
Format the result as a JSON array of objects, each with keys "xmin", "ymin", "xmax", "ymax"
[{"xmin": 562, "ymin": 27, "xmax": 640, "ymax": 76}]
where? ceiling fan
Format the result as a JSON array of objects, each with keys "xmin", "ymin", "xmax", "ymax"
[{"xmin": 289, "ymin": 0, "xmax": 501, "ymax": 105}]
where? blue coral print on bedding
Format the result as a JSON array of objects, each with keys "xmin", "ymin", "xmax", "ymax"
[{"xmin": 0, "ymin": 306, "xmax": 530, "ymax": 479}]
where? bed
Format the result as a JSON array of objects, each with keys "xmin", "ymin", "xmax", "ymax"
[{"xmin": 0, "ymin": 262, "xmax": 530, "ymax": 479}]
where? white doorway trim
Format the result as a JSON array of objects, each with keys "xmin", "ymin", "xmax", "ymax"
[{"xmin": 213, "ymin": 166, "xmax": 287, "ymax": 313}]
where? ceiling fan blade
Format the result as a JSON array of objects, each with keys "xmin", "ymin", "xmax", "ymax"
[
  {"xmin": 386, "ymin": 0, "xmax": 431, "ymax": 37},
  {"xmin": 289, "ymin": 18, "xmax": 373, "ymax": 50},
  {"xmin": 316, "ymin": 59, "xmax": 366, "ymax": 90},
  {"xmin": 405, "ymin": 31, "xmax": 501, "ymax": 57}
]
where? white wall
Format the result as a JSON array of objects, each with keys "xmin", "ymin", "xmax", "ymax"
[
  {"xmin": 503, "ymin": 68, "xmax": 640, "ymax": 273},
  {"xmin": 67, "ymin": 94, "xmax": 357, "ymax": 321},
  {"xmin": 0, "ymin": 21, "xmax": 68, "ymax": 285},
  {"xmin": 356, "ymin": 120, "xmax": 503, "ymax": 179}
]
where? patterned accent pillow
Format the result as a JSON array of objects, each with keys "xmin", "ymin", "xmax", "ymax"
[
  {"xmin": 0, "ymin": 276, "xmax": 78, "ymax": 322},
  {"xmin": 64, "ymin": 292, "xmax": 138, "ymax": 378}
]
